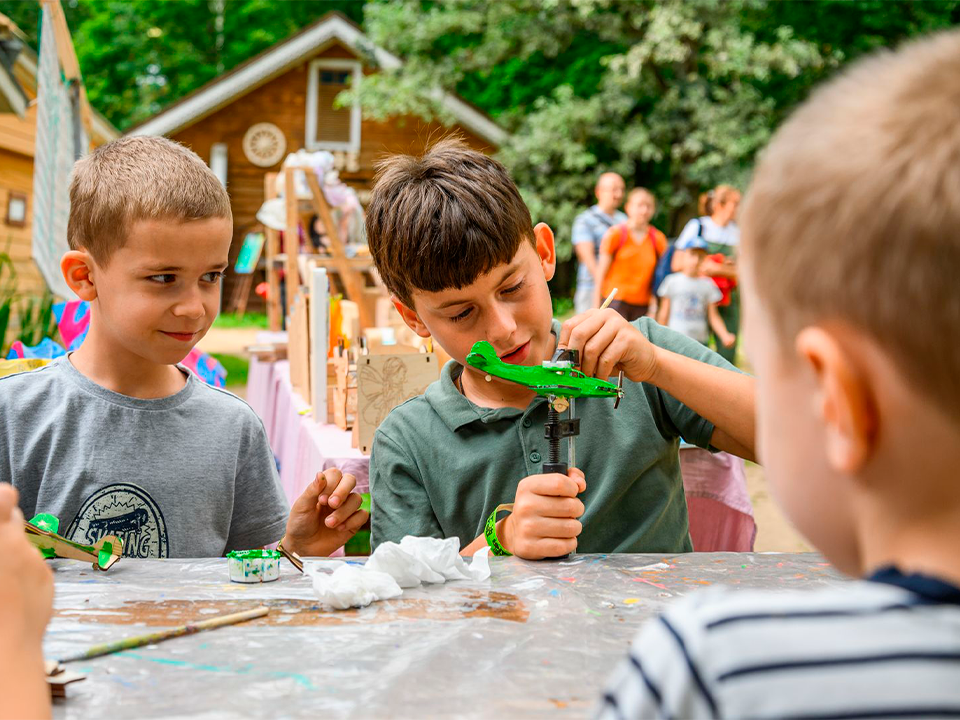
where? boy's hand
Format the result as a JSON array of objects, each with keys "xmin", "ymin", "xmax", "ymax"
[
  {"xmin": 0, "ymin": 484, "xmax": 53, "ymax": 646},
  {"xmin": 283, "ymin": 469, "xmax": 369, "ymax": 557},
  {"xmin": 0, "ymin": 483, "xmax": 53, "ymax": 720},
  {"xmin": 499, "ymin": 469, "xmax": 586, "ymax": 560},
  {"xmin": 559, "ymin": 308, "xmax": 658, "ymax": 383},
  {"xmin": 720, "ymin": 332, "xmax": 737, "ymax": 348}
]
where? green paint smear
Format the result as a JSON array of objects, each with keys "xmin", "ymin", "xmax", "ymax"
[
  {"xmin": 98, "ymin": 541, "xmax": 116, "ymax": 569},
  {"xmin": 28, "ymin": 514, "xmax": 60, "ymax": 558},
  {"xmin": 115, "ymin": 652, "xmax": 315, "ymax": 689},
  {"xmin": 227, "ymin": 549, "xmax": 281, "ymax": 560}
]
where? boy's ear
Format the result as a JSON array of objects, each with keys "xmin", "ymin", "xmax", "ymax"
[
  {"xmin": 61, "ymin": 250, "xmax": 98, "ymax": 301},
  {"xmin": 392, "ymin": 298, "xmax": 432, "ymax": 339},
  {"xmin": 796, "ymin": 326, "xmax": 878, "ymax": 476},
  {"xmin": 533, "ymin": 222, "xmax": 557, "ymax": 282}
]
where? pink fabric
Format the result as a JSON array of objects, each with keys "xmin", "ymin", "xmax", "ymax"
[
  {"xmin": 680, "ymin": 448, "xmax": 756, "ymax": 552},
  {"xmin": 247, "ymin": 352, "xmax": 370, "ymax": 559}
]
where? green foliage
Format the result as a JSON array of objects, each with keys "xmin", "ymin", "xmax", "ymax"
[
  {"xmin": 0, "ymin": 0, "xmax": 366, "ymax": 131},
  {"xmin": 0, "ymin": 251, "xmax": 16, "ymax": 357},
  {"xmin": 15, "ymin": 291, "xmax": 58, "ymax": 350},
  {"xmin": 213, "ymin": 311, "xmax": 270, "ymax": 329},
  {"xmin": 356, "ymin": 0, "xmax": 959, "ymax": 296},
  {"xmin": 211, "ymin": 352, "xmax": 249, "ymax": 387}
]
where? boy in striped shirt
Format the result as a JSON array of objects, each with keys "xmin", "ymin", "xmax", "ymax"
[{"xmin": 599, "ymin": 30, "xmax": 960, "ymax": 719}]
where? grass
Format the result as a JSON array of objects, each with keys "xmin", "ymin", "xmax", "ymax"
[
  {"xmin": 213, "ymin": 312, "xmax": 269, "ymax": 329},
  {"xmin": 211, "ymin": 353, "xmax": 249, "ymax": 387}
]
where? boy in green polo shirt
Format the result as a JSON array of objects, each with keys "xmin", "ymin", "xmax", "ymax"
[{"xmin": 366, "ymin": 139, "xmax": 755, "ymax": 559}]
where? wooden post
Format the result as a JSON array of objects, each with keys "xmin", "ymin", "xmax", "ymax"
[
  {"xmin": 302, "ymin": 170, "xmax": 374, "ymax": 329},
  {"xmin": 310, "ymin": 268, "xmax": 329, "ymax": 424},
  {"xmin": 283, "ymin": 167, "xmax": 300, "ymax": 318},
  {"xmin": 263, "ymin": 173, "xmax": 282, "ymax": 332}
]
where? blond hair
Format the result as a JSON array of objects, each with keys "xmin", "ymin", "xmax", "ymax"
[
  {"xmin": 741, "ymin": 30, "xmax": 960, "ymax": 423},
  {"xmin": 699, "ymin": 184, "xmax": 739, "ymax": 216},
  {"xmin": 68, "ymin": 136, "xmax": 231, "ymax": 265}
]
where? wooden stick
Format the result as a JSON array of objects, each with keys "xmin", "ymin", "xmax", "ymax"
[
  {"xmin": 58, "ymin": 606, "xmax": 269, "ymax": 664},
  {"xmin": 599, "ymin": 287, "xmax": 618, "ymax": 310}
]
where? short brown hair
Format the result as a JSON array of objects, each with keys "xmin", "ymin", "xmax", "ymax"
[
  {"xmin": 68, "ymin": 136, "xmax": 231, "ymax": 265},
  {"xmin": 699, "ymin": 184, "xmax": 739, "ymax": 216},
  {"xmin": 365, "ymin": 137, "xmax": 534, "ymax": 308},
  {"xmin": 741, "ymin": 30, "xmax": 960, "ymax": 423}
]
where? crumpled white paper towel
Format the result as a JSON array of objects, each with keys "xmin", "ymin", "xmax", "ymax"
[
  {"xmin": 308, "ymin": 536, "xmax": 491, "ymax": 609},
  {"xmin": 308, "ymin": 563, "xmax": 402, "ymax": 610}
]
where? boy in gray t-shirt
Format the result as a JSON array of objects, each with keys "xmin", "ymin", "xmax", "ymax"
[
  {"xmin": 656, "ymin": 236, "xmax": 735, "ymax": 347},
  {"xmin": 0, "ymin": 137, "xmax": 367, "ymax": 559}
]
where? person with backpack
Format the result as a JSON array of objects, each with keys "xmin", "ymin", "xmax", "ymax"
[
  {"xmin": 675, "ymin": 184, "xmax": 742, "ymax": 363},
  {"xmin": 572, "ymin": 173, "xmax": 627, "ymax": 314},
  {"xmin": 592, "ymin": 188, "xmax": 667, "ymax": 321}
]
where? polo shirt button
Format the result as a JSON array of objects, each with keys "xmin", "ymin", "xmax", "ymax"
[
  {"xmin": 522, "ymin": 418, "xmax": 532, "ymax": 428},
  {"xmin": 530, "ymin": 451, "xmax": 542, "ymax": 463}
]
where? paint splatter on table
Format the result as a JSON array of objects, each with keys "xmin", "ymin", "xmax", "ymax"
[{"xmin": 46, "ymin": 553, "xmax": 844, "ymax": 719}]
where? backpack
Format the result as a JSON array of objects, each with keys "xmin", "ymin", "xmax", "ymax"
[
  {"xmin": 610, "ymin": 223, "xmax": 664, "ymax": 296},
  {"xmin": 652, "ymin": 218, "xmax": 705, "ymax": 296}
]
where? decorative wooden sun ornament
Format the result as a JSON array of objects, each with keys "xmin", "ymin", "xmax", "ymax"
[{"xmin": 242, "ymin": 122, "xmax": 286, "ymax": 167}]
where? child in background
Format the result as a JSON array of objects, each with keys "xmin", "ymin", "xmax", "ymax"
[
  {"xmin": 656, "ymin": 236, "xmax": 735, "ymax": 348},
  {"xmin": 0, "ymin": 484, "xmax": 52, "ymax": 720},
  {"xmin": 658, "ymin": 236, "xmax": 754, "ymax": 552},
  {"xmin": 593, "ymin": 188, "xmax": 667, "ymax": 321},
  {"xmin": 598, "ymin": 30, "xmax": 960, "ymax": 718}
]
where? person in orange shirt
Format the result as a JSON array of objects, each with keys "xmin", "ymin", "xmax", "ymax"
[{"xmin": 592, "ymin": 188, "xmax": 667, "ymax": 321}]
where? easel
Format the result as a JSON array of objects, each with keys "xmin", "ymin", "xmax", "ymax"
[{"xmin": 262, "ymin": 167, "xmax": 377, "ymax": 332}]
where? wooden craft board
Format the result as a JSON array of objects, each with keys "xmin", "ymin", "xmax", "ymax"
[{"xmin": 356, "ymin": 352, "xmax": 440, "ymax": 454}]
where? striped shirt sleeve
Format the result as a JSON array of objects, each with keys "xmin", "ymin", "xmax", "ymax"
[{"xmin": 597, "ymin": 595, "xmax": 717, "ymax": 719}]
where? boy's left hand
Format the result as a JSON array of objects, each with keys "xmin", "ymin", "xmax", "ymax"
[
  {"xmin": 558, "ymin": 308, "xmax": 658, "ymax": 382},
  {"xmin": 283, "ymin": 468, "xmax": 368, "ymax": 557}
]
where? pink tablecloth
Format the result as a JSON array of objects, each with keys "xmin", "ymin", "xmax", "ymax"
[
  {"xmin": 680, "ymin": 447, "xmax": 756, "ymax": 552},
  {"xmin": 247, "ymin": 356, "xmax": 369, "ymax": 506}
]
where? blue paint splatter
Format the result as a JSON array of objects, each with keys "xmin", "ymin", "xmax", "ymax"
[{"xmin": 549, "ymin": 589, "xmax": 560, "ymax": 597}]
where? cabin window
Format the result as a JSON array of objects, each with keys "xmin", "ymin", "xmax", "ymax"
[{"xmin": 305, "ymin": 59, "xmax": 361, "ymax": 152}]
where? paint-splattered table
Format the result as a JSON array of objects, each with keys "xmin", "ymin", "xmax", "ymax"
[{"xmin": 46, "ymin": 553, "xmax": 844, "ymax": 719}]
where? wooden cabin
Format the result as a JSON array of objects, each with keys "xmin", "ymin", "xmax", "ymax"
[
  {"xmin": 128, "ymin": 12, "xmax": 506, "ymax": 311},
  {"xmin": 0, "ymin": 13, "xmax": 117, "ymax": 299}
]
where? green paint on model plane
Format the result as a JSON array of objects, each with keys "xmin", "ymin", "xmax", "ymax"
[{"xmin": 465, "ymin": 341, "xmax": 622, "ymax": 399}]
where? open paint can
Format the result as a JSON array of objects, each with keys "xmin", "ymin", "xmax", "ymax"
[{"xmin": 227, "ymin": 549, "xmax": 282, "ymax": 583}]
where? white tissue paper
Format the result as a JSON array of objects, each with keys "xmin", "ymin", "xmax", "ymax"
[
  {"xmin": 308, "ymin": 564, "xmax": 402, "ymax": 610},
  {"xmin": 308, "ymin": 537, "xmax": 492, "ymax": 609}
]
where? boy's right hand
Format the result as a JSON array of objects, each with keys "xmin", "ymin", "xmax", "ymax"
[{"xmin": 499, "ymin": 469, "xmax": 586, "ymax": 560}]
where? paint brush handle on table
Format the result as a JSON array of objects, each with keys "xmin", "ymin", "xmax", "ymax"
[{"xmin": 58, "ymin": 606, "xmax": 269, "ymax": 664}]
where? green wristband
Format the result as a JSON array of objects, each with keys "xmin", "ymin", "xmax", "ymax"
[{"xmin": 484, "ymin": 503, "xmax": 514, "ymax": 556}]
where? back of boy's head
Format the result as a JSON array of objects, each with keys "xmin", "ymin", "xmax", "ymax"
[
  {"xmin": 741, "ymin": 30, "xmax": 960, "ymax": 425},
  {"xmin": 365, "ymin": 137, "xmax": 534, "ymax": 308},
  {"xmin": 68, "ymin": 136, "xmax": 231, "ymax": 266}
]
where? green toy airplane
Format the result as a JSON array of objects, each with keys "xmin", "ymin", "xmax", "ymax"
[
  {"xmin": 465, "ymin": 341, "xmax": 623, "ymax": 401},
  {"xmin": 25, "ymin": 513, "xmax": 123, "ymax": 571}
]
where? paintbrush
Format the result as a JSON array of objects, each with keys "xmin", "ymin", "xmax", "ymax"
[
  {"xmin": 58, "ymin": 606, "xmax": 269, "ymax": 664},
  {"xmin": 599, "ymin": 287, "xmax": 618, "ymax": 310}
]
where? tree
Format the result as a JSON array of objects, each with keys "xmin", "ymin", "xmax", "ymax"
[
  {"xmin": 0, "ymin": 0, "xmax": 365, "ymax": 130},
  {"xmin": 355, "ymin": 0, "xmax": 960, "ymax": 295}
]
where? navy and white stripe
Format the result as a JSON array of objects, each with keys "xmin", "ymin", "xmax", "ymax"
[{"xmin": 596, "ymin": 570, "xmax": 960, "ymax": 719}]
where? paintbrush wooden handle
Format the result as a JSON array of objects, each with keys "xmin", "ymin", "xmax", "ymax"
[{"xmin": 59, "ymin": 606, "xmax": 269, "ymax": 664}]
